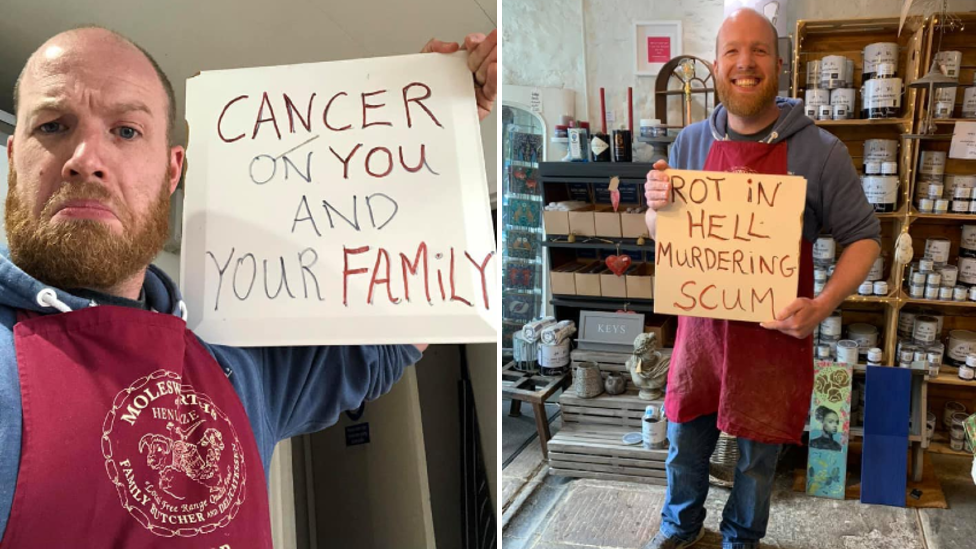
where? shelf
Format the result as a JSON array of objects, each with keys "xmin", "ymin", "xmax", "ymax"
[
  {"xmin": 844, "ymin": 294, "xmax": 896, "ymax": 304},
  {"xmin": 814, "ymin": 117, "xmax": 911, "ymax": 127},
  {"xmin": 904, "ymin": 134, "xmax": 954, "ymax": 141},
  {"xmin": 551, "ymin": 295, "xmax": 654, "ymax": 312},
  {"xmin": 542, "ymin": 238, "xmax": 654, "ymax": 252},
  {"xmin": 935, "ymin": 118, "xmax": 976, "ymax": 124},
  {"xmin": 898, "ymin": 290, "xmax": 976, "ymax": 308},
  {"xmin": 539, "ymin": 162, "xmax": 655, "ymax": 180},
  {"xmin": 908, "ymin": 210, "xmax": 976, "ymax": 222},
  {"xmin": 636, "ymin": 135, "xmax": 677, "ymax": 144},
  {"xmin": 929, "ymin": 371, "xmax": 976, "ymax": 387},
  {"xmin": 927, "ymin": 433, "xmax": 972, "ymax": 457}
]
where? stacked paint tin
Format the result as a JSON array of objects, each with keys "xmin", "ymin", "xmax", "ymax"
[
  {"xmin": 861, "ymin": 139, "xmax": 900, "ymax": 212},
  {"xmin": 931, "ymin": 51, "xmax": 964, "ymax": 119},
  {"xmin": 861, "ymin": 42, "xmax": 903, "ymax": 119}
]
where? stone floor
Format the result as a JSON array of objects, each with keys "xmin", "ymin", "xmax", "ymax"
[{"xmin": 503, "ymin": 448, "xmax": 976, "ymax": 549}]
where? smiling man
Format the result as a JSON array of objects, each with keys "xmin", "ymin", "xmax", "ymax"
[
  {"xmin": 0, "ymin": 26, "xmax": 495, "ymax": 547},
  {"xmin": 641, "ymin": 9, "xmax": 879, "ymax": 549}
]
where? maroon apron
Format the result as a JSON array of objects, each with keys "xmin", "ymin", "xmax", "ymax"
[
  {"xmin": 663, "ymin": 139, "xmax": 815, "ymax": 445},
  {"xmin": 0, "ymin": 304, "xmax": 273, "ymax": 547}
]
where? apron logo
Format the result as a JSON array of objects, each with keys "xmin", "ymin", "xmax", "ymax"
[{"xmin": 102, "ymin": 370, "xmax": 247, "ymax": 538}]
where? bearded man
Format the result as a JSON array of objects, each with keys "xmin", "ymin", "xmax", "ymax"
[
  {"xmin": 0, "ymin": 25, "xmax": 495, "ymax": 547},
  {"xmin": 640, "ymin": 9, "xmax": 880, "ymax": 549}
]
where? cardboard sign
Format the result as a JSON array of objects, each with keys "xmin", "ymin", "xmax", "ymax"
[
  {"xmin": 181, "ymin": 52, "xmax": 496, "ymax": 346},
  {"xmin": 653, "ymin": 169, "xmax": 807, "ymax": 323}
]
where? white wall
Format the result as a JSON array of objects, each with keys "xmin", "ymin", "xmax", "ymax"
[{"xmin": 504, "ymin": 0, "xmax": 976, "ymax": 134}]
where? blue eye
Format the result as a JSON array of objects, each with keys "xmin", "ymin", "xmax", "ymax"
[
  {"xmin": 117, "ymin": 126, "xmax": 139, "ymax": 140},
  {"xmin": 38, "ymin": 122, "xmax": 63, "ymax": 134}
]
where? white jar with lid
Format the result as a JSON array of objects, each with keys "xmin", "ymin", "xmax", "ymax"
[{"xmin": 867, "ymin": 347, "xmax": 883, "ymax": 365}]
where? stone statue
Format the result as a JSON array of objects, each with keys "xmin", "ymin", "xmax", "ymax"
[{"xmin": 626, "ymin": 332, "xmax": 671, "ymax": 401}]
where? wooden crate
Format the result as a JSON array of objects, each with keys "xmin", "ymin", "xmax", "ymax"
[
  {"xmin": 559, "ymin": 385, "xmax": 662, "ymax": 428},
  {"xmin": 570, "ymin": 349, "xmax": 631, "ymax": 374},
  {"xmin": 548, "ymin": 423, "xmax": 669, "ymax": 486}
]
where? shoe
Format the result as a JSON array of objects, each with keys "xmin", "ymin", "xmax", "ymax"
[{"xmin": 641, "ymin": 527, "xmax": 705, "ymax": 549}]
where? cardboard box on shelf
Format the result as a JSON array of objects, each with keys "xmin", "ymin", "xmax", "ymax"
[
  {"xmin": 550, "ymin": 260, "xmax": 592, "ymax": 295},
  {"xmin": 644, "ymin": 314, "xmax": 677, "ymax": 347},
  {"xmin": 626, "ymin": 262, "xmax": 654, "ymax": 299},
  {"xmin": 594, "ymin": 206, "xmax": 622, "ymax": 238},
  {"xmin": 568, "ymin": 206, "xmax": 597, "ymax": 236},
  {"xmin": 600, "ymin": 264, "xmax": 629, "ymax": 298},
  {"xmin": 575, "ymin": 261, "xmax": 605, "ymax": 296},
  {"xmin": 621, "ymin": 210, "xmax": 649, "ymax": 239}
]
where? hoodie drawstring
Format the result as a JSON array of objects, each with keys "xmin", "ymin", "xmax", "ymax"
[
  {"xmin": 178, "ymin": 300, "xmax": 188, "ymax": 322},
  {"xmin": 36, "ymin": 288, "xmax": 73, "ymax": 313}
]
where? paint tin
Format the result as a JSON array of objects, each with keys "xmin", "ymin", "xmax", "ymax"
[
  {"xmin": 817, "ymin": 104, "xmax": 833, "ymax": 120},
  {"xmin": 947, "ymin": 330, "xmax": 976, "ymax": 366},
  {"xmin": 935, "ymin": 87, "xmax": 957, "ymax": 119},
  {"xmin": 874, "ymin": 281, "xmax": 888, "ymax": 295},
  {"xmin": 814, "ymin": 269, "xmax": 827, "ymax": 282},
  {"xmin": 925, "ymin": 285, "xmax": 940, "ymax": 299},
  {"xmin": 814, "ymin": 281, "xmax": 826, "ymax": 296},
  {"xmin": 512, "ymin": 333, "xmax": 539, "ymax": 373},
  {"xmin": 912, "ymin": 271, "xmax": 927, "ymax": 285},
  {"xmin": 944, "ymin": 401, "xmax": 967, "ymax": 428},
  {"xmin": 813, "ymin": 235, "xmax": 836, "ymax": 266},
  {"xmin": 963, "ymin": 87, "xmax": 976, "ymax": 118},
  {"xmin": 538, "ymin": 340, "xmax": 570, "ymax": 374},
  {"xmin": 807, "ymin": 60, "xmax": 822, "ymax": 88},
  {"xmin": 846, "ymin": 58, "xmax": 855, "ymax": 88},
  {"xmin": 862, "ymin": 42, "xmax": 899, "ymax": 82},
  {"xmin": 959, "ymin": 364, "xmax": 975, "ymax": 382},
  {"xmin": 861, "ymin": 175, "xmax": 899, "ymax": 212},
  {"xmin": 942, "ymin": 264, "xmax": 959, "ymax": 287},
  {"xmin": 952, "ymin": 199, "xmax": 970, "ymax": 213},
  {"xmin": 881, "ymin": 162, "xmax": 898, "ymax": 176},
  {"xmin": 898, "ymin": 311, "xmax": 917, "ymax": 338},
  {"xmin": 918, "ymin": 198, "xmax": 934, "ymax": 213},
  {"xmin": 836, "ymin": 340, "xmax": 859, "ymax": 365},
  {"xmin": 858, "ymin": 281, "xmax": 874, "ymax": 296},
  {"xmin": 861, "ymin": 77, "xmax": 902, "ymax": 118},
  {"xmin": 865, "ymin": 162, "xmax": 882, "ymax": 175},
  {"xmin": 955, "ymin": 285, "xmax": 969, "ymax": 301},
  {"xmin": 830, "ymin": 88, "xmax": 856, "ymax": 109},
  {"xmin": 961, "ymin": 226, "xmax": 976, "ymax": 257},
  {"xmin": 969, "ymin": 199, "xmax": 976, "ymax": 214},
  {"xmin": 899, "ymin": 342, "xmax": 917, "ymax": 365},
  {"xmin": 820, "ymin": 312, "xmax": 843, "ymax": 338},
  {"xmin": 927, "ymin": 272, "xmax": 943, "ymax": 286},
  {"xmin": 832, "ymin": 104, "xmax": 850, "ymax": 120},
  {"xmin": 925, "ymin": 238, "xmax": 952, "ymax": 265},
  {"xmin": 820, "ymin": 55, "xmax": 848, "ymax": 89},
  {"xmin": 909, "ymin": 283, "xmax": 925, "ymax": 298},
  {"xmin": 867, "ymin": 256, "xmax": 885, "ymax": 281},
  {"xmin": 920, "ymin": 257, "xmax": 935, "ymax": 273},
  {"xmin": 864, "ymin": 139, "xmax": 898, "ymax": 165},
  {"xmin": 913, "ymin": 315, "xmax": 939, "ymax": 345},
  {"xmin": 867, "ymin": 348, "xmax": 883, "ymax": 364},
  {"xmin": 805, "ymin": 88, "xmax": 830, "ymax": 106},
  {"xmin": 940, "ymin": 286, "xmax": 954, "ymax": 300},
  {"xmin": 919, "ymin": 151, "xmax": 947, "ymax": 180},
  {"xmin": 816, "ymin": 345, "xmax": 832, "ymax": 359},
  {"xmin": 959, "ymin": 257, "xmax": 976, "ymax": 284},
  {"xmin": 848, "ymin": 323, "xmax": 879, "ymax": 356},
  {"xmin": 804, "ymin": 105, "xmax": 817, "ymax": 119},
  {"xmin": 935, "ymin": 51, "xmax": 963, "ymax": 79},
  {"xmin": 946, "ymin": 175, "xmax": 976, "ymax": 198},
  {"xmin": 643, "ymin": 415, "xmax": 668, "ymax": 450}
]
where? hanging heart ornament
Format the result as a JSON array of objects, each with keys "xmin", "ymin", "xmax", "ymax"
[{"xmin": 606, "ymin": 254, "xmax": 631, "ymax": 276}]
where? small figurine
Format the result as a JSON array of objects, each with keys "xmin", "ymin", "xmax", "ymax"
[{"xmin": 626, "ymin": 332, "xmax": 670, "ymax": 401}]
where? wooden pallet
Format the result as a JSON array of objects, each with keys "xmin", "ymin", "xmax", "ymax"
[
  {"xmin": 560, "ymin": 385, "xmax": 663, "ymax": 429},
  {"xmin": 549, "ymin": 423, "xmax": 669, "ymax": 486}
]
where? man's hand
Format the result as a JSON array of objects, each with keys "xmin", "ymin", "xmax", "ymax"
[
  {"xmin": 421, "ymin": 30, "xmax": 498, "ymax": 121},
  {"xmin": 414, "ymin": 344, "xmax": 429, "ymax": 353},
  {"xmin": 644, "ymin": 159, "xmax": 672, "ymax": 211},
  {"xmin": 760, "ymin": 297, "xmax": 830, "ymax": 339}
]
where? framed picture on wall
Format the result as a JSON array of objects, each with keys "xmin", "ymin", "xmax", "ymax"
[{"xmin": 634, "ymin": 21, "xmax": 682, "ymax": 76}]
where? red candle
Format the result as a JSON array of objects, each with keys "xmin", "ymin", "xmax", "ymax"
[
  {"xmin": 600, "ymin": 87, "xmax": 607, "ymax": 134},
  {"xmin": 627, "ymin": 87, "xmax": 633, "ymax": 134}
]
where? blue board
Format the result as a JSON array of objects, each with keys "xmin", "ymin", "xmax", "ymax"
[{"xmin": 860, "ymin": 366, "xmax": 911, "ymax": 507}]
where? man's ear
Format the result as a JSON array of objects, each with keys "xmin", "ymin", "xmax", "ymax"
[{"xmin": 168, "ymin": 145, "xmax": 185, "ymax": 195}]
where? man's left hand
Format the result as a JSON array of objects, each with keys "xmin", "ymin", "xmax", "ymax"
[
  {"xmin": 760, "ymin": 297, "xmax": 830, "ymax": 339},
  {"xmin": 421, "ymin": 30, "xmax": 498, "ymax": 121}
]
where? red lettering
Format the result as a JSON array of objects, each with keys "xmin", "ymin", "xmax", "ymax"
[
  {"xmin": 399, "ymin": 144, "xmax": 428, "ymax": 173},
  {"xmin": 699, "ymin": 285, "xmax": 718, "ymax": 310},
  {"xmin": 367, "ymin": 248, "xmax": 399, "ymax": 305},
  {"xmin": 707, "ymin": 215, "xmax": 728, "ymax": 241},
  {"xmin": 365, "ymin": 147, "xmax": 394, "ymax": 178},
  {"xmin": 324, "ymin": 92, "xmax": 352, "ymax": 131},
  {"xmin": 402, "ymin": 83, "xmax": 444, "ymax": 128},
  {"xmin": 330, "ymin": 144, "xmax": 363, "ymax": 179},
  {"xmin": 400, "ymin": 243, "xmax": 431, "ymax": 303},
  {"xmin": 751, "ymin": 287, "xmax": 776, "ymax": 317},
  {"xmin": 284, "ymin": 93, "xmax": 316, "ymax": 134},
  {"xmin": 747, "ymin": 212, "xmax": 770, "ymax": 239},
  {"xmin": 674, "ymin": 281, "xmax": 697, "ymax": 311},
  {"xmin": 252, "ymin": 92, "xmax": 281, "ymax": 140},
  {"xmin": 218, "ymin": 95, "xmax": 248, "ymax": 143},
  {"xmin": 670, "ymin": 175, "xmax": 687, "ymax": 204},
  {"xmin": 449, "ymin": 248, "xmax": 472, "ymax": 307},
  {"xmin": 465, "ymin": 251, "xmax": 494, "ymax": 309},
  {"xmin": 688, "ymin": 210, "xmax": 705, "ymax": 238},
  {"xmin": 362, "ymin": 90, "xmax": 392, "ymax": 129},
  {"xmin": 342, "ymin": 246, "xmax": 370, "ymax": 306}
]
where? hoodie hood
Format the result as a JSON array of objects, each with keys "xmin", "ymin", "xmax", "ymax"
[
  {"xmin": 0, "ymin": 246, "xmax": 185, "ymax": 318},
  {"xmin": 708, "ymin": 97, "xmax": 813, "ymax": 144}
]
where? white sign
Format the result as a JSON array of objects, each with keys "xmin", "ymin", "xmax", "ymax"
[
  {"xmin": 950, "ymin": 121, "xmax": 976, "ymax": 160},
  {"xmin": 181, "ymin": 52, "xmax": 497, "ymax": 346}
]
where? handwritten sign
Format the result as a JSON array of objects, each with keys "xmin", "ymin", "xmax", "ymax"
[
  {"xmin": 181, "ymin": 52, "xmax": 496, "ymax": 346},
  {"xmin": 653, "ymin": 169, "xmax": 807, "ymax": 322}
]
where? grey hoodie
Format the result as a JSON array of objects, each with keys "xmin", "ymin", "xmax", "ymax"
[{"xmin": 668, "ymin": 97, "xmax": 880, "ymax": 246}]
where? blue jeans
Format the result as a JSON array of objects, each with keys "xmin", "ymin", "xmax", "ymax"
[{"xmin": 658, "ymin": 413, "xmax": 780, "ymax": 549}]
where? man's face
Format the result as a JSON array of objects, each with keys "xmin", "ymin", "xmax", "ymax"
[
  {"xmin": 713, "ymin": 13, "xmax": 782, "ymax": 118},
  {"xmin": 6, "ymin": 29, "xmax": 183, "ymax": 290}
]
